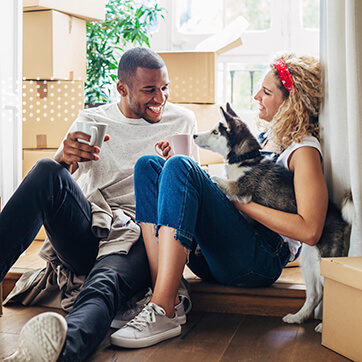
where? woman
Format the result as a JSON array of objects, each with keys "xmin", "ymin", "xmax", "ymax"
[{"xmin": 110, "ymin": 53, "xmax": 326, "ymax": 348}]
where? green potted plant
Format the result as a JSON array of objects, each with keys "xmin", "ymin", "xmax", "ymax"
[{"xmin": 85, "ymin": 0, "xmax": 165, "ymax": 106}]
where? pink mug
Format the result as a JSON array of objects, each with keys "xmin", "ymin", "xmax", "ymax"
[{"xmin": 155, "ymin": 133, "xmax": 192, "ymax": 157}]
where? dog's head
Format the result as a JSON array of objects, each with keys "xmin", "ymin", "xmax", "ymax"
[{"xmin": 193, "ymin": 103, "xmax": 259, "ymax": 160}]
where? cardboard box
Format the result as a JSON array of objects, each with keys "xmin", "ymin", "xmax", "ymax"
[
  {"xmin": 321, "ymin": 257, "xmax": 362, "ymax": 361},
  {"xmin": 158, "ymin": 17, "xmax": 246, "ymax": 103},
  {"xmin": 23, "ymin": 10, "xmax": 87, "ymax": 80},
  {"xmin": 23, "ymin": 149, "xmax": 58, "ymax": 240},
  {"xmin": 23, "ymin": 0, "xmax": 105, "ymax": 22},
  {"xmin": 158, "ymin": 51, "xmax": 218, "ymax": 103},
  {"xmin": 22, "ymin": 80, "xmax": 84, "ymax": 148},
  {"xmin": 179, "ymin": 103, "xmax": 223, "ymax": 165},
  {"xmin": 23, "ymin": 149, "xmax": 58, "ymax": 178}
]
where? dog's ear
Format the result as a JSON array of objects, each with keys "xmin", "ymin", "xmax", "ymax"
[
  {"xmin": 219, "ymin": 106, "xmax": 228, "ymax": 123},
  {"xmin": 226, "ymin": 102, "xmax": 238, "ymax": 117},
  {"xmin": 219, "ymin": 106, "xmax": 226, "ymax": 122},
  {"xmin": 220, "ymin": 106, "xmax": 236, "ymax": 131}
]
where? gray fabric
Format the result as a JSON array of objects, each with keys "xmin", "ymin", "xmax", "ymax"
[
  {"xmin": 88, "ymin": 188, "xmax": 141, "ymax": 259},
  {"xmin": 4, "ymin": 240, "xmax": 85, "ymax": 311}
]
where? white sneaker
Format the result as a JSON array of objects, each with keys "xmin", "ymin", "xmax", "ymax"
[
  {"xmin": 177, "ymin": 277, "xmax": 192, "ymax": 324},
  {"xmin": 111, "ymin": 288, "xmax": 153, "ymax": 329},
  {"xmin": 175, "ymin": 297, "xmax": 187, "ymax": 325},
  {"xmin": 111, "ymin": 284, "xmax": 191, "ymax": 328},
  {"xmin": 110, "ymin": 303, "xmax": 181, "ymax": 348},
  {"xmin": 4, "ymin": 312, "xmax": 67, "ymax": 362}
]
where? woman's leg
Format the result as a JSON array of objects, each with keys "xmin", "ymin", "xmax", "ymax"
[
  {"xmin": 134, "ymin": 155, "xmax": 166, "ymax": 284},
  {"xmin": 111, "ymin": 155, "xmax": 290, "ymax": 348},
  {"xmin": 134, "ymin": 156, "xmax": 183, "ymax": 316},
  {"xmin": 136, "ymin": 155, "xmax": 290, "ymax": 290},
  {"xmin": 151, "ymin": 226, "xmax": 187, "ymax": 317}
]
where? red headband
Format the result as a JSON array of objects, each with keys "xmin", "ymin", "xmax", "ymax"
[{"xmin": 273, "ymin": 59, "xmax": 294, "ymax": 93}]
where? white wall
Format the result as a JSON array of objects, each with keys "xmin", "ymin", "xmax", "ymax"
[{"xmin": 0, "ymin": 0, "xmax": 23, "ymax": 207}]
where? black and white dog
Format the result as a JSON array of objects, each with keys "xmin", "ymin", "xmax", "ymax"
[{"xmin": 193, "ymin": 103, "xmax": 353, "ymax": 332}]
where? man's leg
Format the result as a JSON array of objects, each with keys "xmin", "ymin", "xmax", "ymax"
[
  {"xmin": 2, "ymin": 158, "xmax": 102, "ymax": 361},
  {"xmin": 0, "ymin": 158, "xmax": 99, "ymax": 281},
  {"xmin": 60, "ymin": 239, "xmax": 151, "ymax": 362}
]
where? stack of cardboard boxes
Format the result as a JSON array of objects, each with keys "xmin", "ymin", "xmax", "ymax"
[
  {"xmin": 157, "ymin": 19, "xmax": 244, "ymax": 172},
  {"xmin": 22, "ymin": 0, "xmax": 105, "ymax": 240}
]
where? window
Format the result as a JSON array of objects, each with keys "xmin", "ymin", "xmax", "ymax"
[
  {"xmin": 302, "ymin": 0, "xmax": 320, "ymax": 29},
  {"xmin": 153, "ymin": 0, "xmax": 320, "ymax": 116},
  {"xmin": 176, "ymin": 0, "xmax": 271, "ymax": 34}
]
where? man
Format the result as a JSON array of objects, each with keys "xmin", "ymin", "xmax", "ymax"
[{"xmin": 0, "ymin": 47, "xmax": 197, "ymax": 362}]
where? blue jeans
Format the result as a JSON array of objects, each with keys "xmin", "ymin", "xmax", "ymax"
[
  {"xmin": 0, "ymin": 159, "xmax": 151, "ymax": 361},
  {"xmin": 134, "ymin": 155, "xmax": 291, "ymax": 288}
]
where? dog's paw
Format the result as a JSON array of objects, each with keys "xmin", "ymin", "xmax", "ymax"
[
  {"xmin": 315, "ymin": 322, "xmax": 322, "ymax": 333},
  {"xmin": 211, "ymin": 176, "xmax": 230, "ymax": 193},
  {"xmin": 282, "ymin": 313, "xmax": 303, "ymax": 324}
]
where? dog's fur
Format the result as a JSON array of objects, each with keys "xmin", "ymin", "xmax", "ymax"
[{"xmin": 193, "ymin": 103, "xmax": 353, "ymax": 333}]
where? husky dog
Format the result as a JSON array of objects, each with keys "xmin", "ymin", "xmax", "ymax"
[{"xmin": 193, "ymin": 103, "xmax": 353, "ymax": 333}]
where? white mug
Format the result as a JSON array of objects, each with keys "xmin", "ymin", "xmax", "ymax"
[
  {"xmin": 155, "ymin": 133, "xmax": 192, "ymax": 157},
  {"xmin": 76, "ymin": 121, "xmax": 108, "ymax": 149}
]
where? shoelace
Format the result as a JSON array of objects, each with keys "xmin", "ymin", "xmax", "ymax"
[{"xmin": 126, "ymin": 303, "xmax": 165, "ymax": 331}]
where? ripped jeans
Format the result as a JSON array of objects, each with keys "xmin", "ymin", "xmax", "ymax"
[{"xmin": 134, "ymin": 155, "xmax": 291, "ymax": 288}]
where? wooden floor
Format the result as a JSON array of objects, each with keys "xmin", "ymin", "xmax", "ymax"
[
  {"xmin": 0, "ymin": 241, "xmax": 350, "ymax": 361},
  {"xmin": 0, "ymin": 304, "xmax": 349, "ymax": 361}
]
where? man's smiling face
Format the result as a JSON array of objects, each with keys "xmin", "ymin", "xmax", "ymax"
[{"xmin": 119, "ymin": 66, "xmax": 170, "ymax": 124}]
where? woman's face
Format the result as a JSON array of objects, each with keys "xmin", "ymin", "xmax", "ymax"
[{"xmin": 254, "ymin": 71, "xmax": 286, "ymax": 122}]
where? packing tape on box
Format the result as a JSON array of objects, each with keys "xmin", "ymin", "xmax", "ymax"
[
  {"xmin": 36, "ymin": 135, "xmax": 48, "ymax": 149},
  {"xmin": 37, "ymin": 81, "xmax": 47, "ymax": 99}
]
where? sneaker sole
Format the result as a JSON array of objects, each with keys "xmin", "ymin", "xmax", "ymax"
[
  {"xmin": 4, "ymin": 312, "xmax": 67, "ymax": 362},
  {"xmin": 110, "ymin": 325, "xmax": 181, "ymax": 349},
  {"xmin": 111, "ymin": 315, "xmax": 186, "ymax": 329}
]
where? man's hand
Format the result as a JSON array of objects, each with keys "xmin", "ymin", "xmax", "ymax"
[{"xmin": 54, "ymin": 131, "xmax": 110, "ymax": 173}]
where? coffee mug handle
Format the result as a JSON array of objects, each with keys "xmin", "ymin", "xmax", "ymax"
[
  {"xmin": 154, "ymin": 142, "xmax": 164, "ymax": 157},
  {"xmin": 89, "ymin": 126, "xmax": 98, "ymax": 146}
]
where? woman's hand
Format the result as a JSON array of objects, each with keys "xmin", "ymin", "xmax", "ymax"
[{"xmin": 155, "ymin": 141, "xmax": 172, "ymax": 160}]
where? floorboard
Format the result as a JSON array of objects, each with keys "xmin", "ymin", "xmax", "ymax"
[{"xmin": 0, "ymin": 305, "xmax": 350, "ymax": 361}]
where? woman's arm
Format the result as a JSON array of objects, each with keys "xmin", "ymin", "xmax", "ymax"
[{"xmin": 233, "ymin": 147, "xmax": 328, "ymax": 246}]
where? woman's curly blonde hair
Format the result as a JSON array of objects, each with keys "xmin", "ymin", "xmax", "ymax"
[{"xmin": 265, "ymin": 53, "xmax": 323, "ymax": 152}]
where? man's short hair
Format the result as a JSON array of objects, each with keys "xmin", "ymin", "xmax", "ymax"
[{"xmin": 117, "ymin": 47, "xmax": 165, "ymax": 86}]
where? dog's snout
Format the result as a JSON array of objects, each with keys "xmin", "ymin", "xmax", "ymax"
[{"xmin": 193, "ymin": 134, "xmax": 198, "ymax": 139}]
